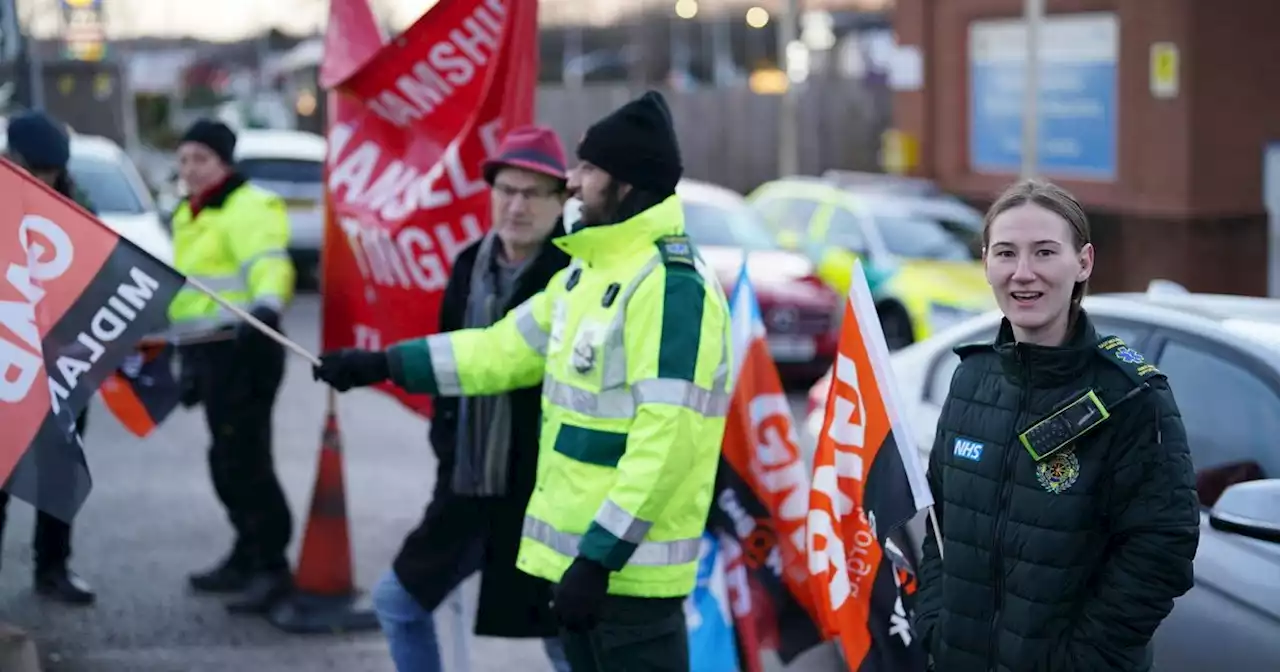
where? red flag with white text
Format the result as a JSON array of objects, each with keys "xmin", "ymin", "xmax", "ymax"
[
  {"xmin": 320, "ymin": 0, "xmax": 539, "ymax": 416},
  {"xmin": 0, "ymin": 159, "xmax": 185, "ymax": 522},
  {"xmin": 807, "ymin": 257, "xmax": 933, "ymax": 670},
  {"xmin": 708, "ymin": 262, "xmax": 825, "ymax": 667}
]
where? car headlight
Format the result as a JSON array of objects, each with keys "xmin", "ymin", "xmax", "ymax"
[{"xmin": 928, "ymin": 304, "xmax": 979, "ymax": 333}]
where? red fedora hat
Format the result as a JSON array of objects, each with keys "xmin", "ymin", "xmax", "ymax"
[{"xmin": 482, "ymin": 125, "xmax": 568, "ymax": 185}]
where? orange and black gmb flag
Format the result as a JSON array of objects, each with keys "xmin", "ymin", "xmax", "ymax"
[
  {"xmin": 100, "ymin": 342, "xmax": 181, "ymax": 438},
  {"xmin": 0, "ymin": 158, "xmax": 186, "ymax": 523}
]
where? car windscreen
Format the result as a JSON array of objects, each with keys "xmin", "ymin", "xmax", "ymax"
[
  {"xmin": 67, "ymin": 153, "xmax": 147, "ymax": 215},
  {"xmin": 874, "ymin": 212, "xmax": 982, "ymax": 261},
  {"xmin": 682, "ymin": 200, "xmax": 778, "ymax": 250},
  {"xmin": 237, "ymin": 158, "xmax": 324, "ymax": 202}
]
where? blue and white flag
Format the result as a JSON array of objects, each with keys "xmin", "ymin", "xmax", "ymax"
[{"xmin": 685, "ymin": 531, "xmax": 740, "ymax": 672}]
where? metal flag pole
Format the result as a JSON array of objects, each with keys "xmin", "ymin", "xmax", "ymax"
[
  {"xmin": 777, "ymin": 0, "xmax": 801, "ymax": 178},
  {"xmin": 927, "ymin": 506, "xmax": 944, "ymax": 560},
  {"xmin": 1020, "ymin": 0, "xmax": 1044, "ymax": 179}
]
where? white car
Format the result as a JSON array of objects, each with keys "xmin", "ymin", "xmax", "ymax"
[
  {"xmin": 2, "ymin": 133, "xmax": 174, "ymax": 265},
  {"xmin": 233, "ymin": 129, "xmax": 326, "ymax": 283},
  {"xmin": 158, "ymin": 128, "xmax": 326, "ymax": 286},
  {"xmin": 806, "ymin": 288, "xmax": 1280, "ymax": 469}
]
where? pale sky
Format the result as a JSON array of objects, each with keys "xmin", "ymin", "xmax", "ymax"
[{"xmin": 25, "ymin": 0, "xmax": 442, "ymax": 42}]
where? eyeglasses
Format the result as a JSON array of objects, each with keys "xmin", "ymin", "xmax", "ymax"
[{"xmin": 492, "ymin": 182, "xmax": 559, "ymax": 201}]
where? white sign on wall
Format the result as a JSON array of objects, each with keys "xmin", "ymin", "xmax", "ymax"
[{"xmin": 968, "ymin": 12, "xmax": 1119, "ymax": 179}]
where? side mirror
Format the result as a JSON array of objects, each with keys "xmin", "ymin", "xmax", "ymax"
[{"xmin": 1208, "ymin": 479, "xmax": 1280, "ymax": 544}]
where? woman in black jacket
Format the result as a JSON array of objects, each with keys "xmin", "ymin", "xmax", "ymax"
[{"xmin": 913, "ymin": 179, "xmax": 1200, "ymax": 671}]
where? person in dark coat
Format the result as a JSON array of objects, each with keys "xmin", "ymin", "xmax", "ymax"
[
  {"xmin": 912, "ymin": 178, "xmax": 1200, "ymax": 671},
  {"xmin": 0, "ymin": 110, "xmax": 96, "ymax": 605},
  {"xmin": 369, "ymin": 125, "xmax": 573, "ymax": 672}
]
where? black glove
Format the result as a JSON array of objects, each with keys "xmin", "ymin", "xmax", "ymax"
[
  {"xmin": 552, "ymin": 557, "xmax": 610, "ymax": 632},
  {"xmin": 313, "ymin": 348, "xmax": 391, "ymax": 392},
  {"xmin": 237, "ymin": 305, "xmax": 281, "ymax": 345}
]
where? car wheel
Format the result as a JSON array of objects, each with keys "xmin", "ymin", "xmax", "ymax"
[{"xmin": 879, "ymin": 303, "xmax": 914, "ymax": 351}]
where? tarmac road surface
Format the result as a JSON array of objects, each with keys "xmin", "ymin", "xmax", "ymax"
[{"xmin": 0, "ymin": 294, "xmax": 842, "ymax": 672}]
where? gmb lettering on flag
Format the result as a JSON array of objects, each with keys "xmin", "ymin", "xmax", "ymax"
[
  {"xmin": 319, "ymin": 0, "xmax": 540, "ymax": 417},
  {"xmin": 707, "ymin": 261, "xmax": 824, "ymax": 667},
  {"xmin": 0, "ymin": 159, "xmax": 186, "ymax": 522},
  {"xmin": 807, "ymin": 257, "xmax": 933, "ymax": 671}
]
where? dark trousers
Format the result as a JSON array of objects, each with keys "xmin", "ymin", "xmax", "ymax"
[
  {"xmin": 0, "ymin": 411, "xmax": 88, "ymax": 573},
  {"xmin": 188, "ymin": 337, "xmax": 292, "ymax": 571},
  {"xmin": 559, "ymin": 595, "xmax": 689, "ymax": 672}
]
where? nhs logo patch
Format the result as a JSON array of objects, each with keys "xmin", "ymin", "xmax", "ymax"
[{"xmin": 953, "ymin": 438, "xmax": 985, "ymax": 462}]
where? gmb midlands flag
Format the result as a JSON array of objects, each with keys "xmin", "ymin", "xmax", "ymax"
[
  {"xmin": 708, "ymin": 262, "xmax": 825, "ymax": 669},
  {"xmin": 319, "ymin": 0, "xmax": 539, "ymax": 417},
  {"xmin": 0, "ymin": 160, "xmax": 184, "ymax": 522},
  {"xmin": 808, "ymin": 257, "xmax": 933, "ymax": 671}
]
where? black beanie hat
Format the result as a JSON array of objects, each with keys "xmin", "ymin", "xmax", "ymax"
[
  {"xmin": 576, "ymin": 90, "xmax": 682, "ymax": 196},
  {"xmin": 7, "ymin": 111, "xmax": 70, "ymax": 170},
  {"xmin": 181, "ymin": 119, "xmax": 237, "ymax": 164}
]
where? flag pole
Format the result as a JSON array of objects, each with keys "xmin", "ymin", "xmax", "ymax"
[
  {"xmin": 184, "ymin": 277, "xmax": 322, "ymax": 366},
  {"xmin": 927, "ymin": 506, "xmax": 944, "ymax": 561}
]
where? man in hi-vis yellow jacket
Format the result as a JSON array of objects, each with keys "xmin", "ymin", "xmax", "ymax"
[
  {"xmin": 170, "ymin": 119, "xmax": 297, "ymax": 616},
  {"xmin": 315, "ymin": 91, "xmax": 731, "ymax": 672}
]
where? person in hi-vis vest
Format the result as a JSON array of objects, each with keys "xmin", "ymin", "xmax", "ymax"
[
  {"xmin": 314, "ymin": 91, "xmax": 732, "ymax": 672},
  {"xmin": 169, "ymin": 119, "xmax": 297, "ymax": 616}
]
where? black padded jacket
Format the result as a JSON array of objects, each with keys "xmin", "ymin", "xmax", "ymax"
[{"xmin": 913, "ymin": 312, "xmax": 1199, "ymax": 672}]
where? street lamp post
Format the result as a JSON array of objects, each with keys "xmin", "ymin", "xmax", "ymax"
[
  {"xmin": 1021, "ymin": 0, "xmax": 1043, "ymax": 179},
  {"xmin": 778, "ymin": 0, "xmax": 800, "ymax": 178}
]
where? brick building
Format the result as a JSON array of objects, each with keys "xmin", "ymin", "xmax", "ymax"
[{"xmin": 892, "ymin": 0, "xmax": 1280, "ymax": 295}]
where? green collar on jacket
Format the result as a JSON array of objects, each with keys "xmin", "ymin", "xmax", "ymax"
[{"xmin": 554, "ymin": 195, "xmax": 685, "ymax": 266}]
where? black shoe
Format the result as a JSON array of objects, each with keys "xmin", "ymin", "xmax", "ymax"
[
  {"xmin": 34, "ymin": 567, "xmax": 95, "ymax": 605},
  {"xmin": 225, "ymin": 569, "xmax": 293, "ymax": 615},
  {"xmin": 189, "ymin": 557, "xmax": 253, "ymax": 594}
]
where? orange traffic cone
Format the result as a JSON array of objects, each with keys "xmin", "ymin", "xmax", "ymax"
[{"xmin": 268, "ymin": 390, "xmax": 379, "ymax": 634}]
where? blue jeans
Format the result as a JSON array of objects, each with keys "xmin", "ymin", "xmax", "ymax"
[{"xmin": 373, "ymin": 569, "xmax": 570, "ymax": 672}]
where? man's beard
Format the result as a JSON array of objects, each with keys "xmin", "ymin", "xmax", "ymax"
[{"xmin": 577, "ymin": 178, "xmax": 625, "ymax": 228}]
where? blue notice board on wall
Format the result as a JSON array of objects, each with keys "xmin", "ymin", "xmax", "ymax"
[{"xmin": 968, "ymin": 12, "xmax": 1118, "ymax": 179}]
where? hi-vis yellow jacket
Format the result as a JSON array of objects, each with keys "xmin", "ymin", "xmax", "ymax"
[
  {"xmin": 388, "ymin": 196, "xmax": 733, "ymax": 598},
  {"xmin": 167, "ymin": 176, "xmax": 295, "ymax": 333}
]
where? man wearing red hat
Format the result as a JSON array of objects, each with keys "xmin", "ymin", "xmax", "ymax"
[{"xmin": 368, "ymin": 125, "xmax": 574, "ymax": 672}]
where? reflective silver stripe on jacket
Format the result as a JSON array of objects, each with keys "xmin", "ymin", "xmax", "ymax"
[
  {"xmin": 427, "ymin": 334, "xmax": 463, "ymax": 395},
  {"xmin": 595, "ymin": 498, "xmax": 651, "ymax": 544},
  {"xmin": 543, "ymin": 376, "xmax": 730, "ymax": 420},
  {"xmin": 522, "ymin": 516, "xmax": 701, "ymax": 567},
  {"xmin": 632, "ymin": 378, "xmax": 730, "ymax": 416},
  {"xmin": 241, "ymin": 248, "xmax": 290, "ymax": 275},
  {"xmin": 512, "ymin": 300, "xmax": 549, "ymax": 356},
  {"xmin": 543, "ymin": 377, "xmax": 634, "ymax": 419}
]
